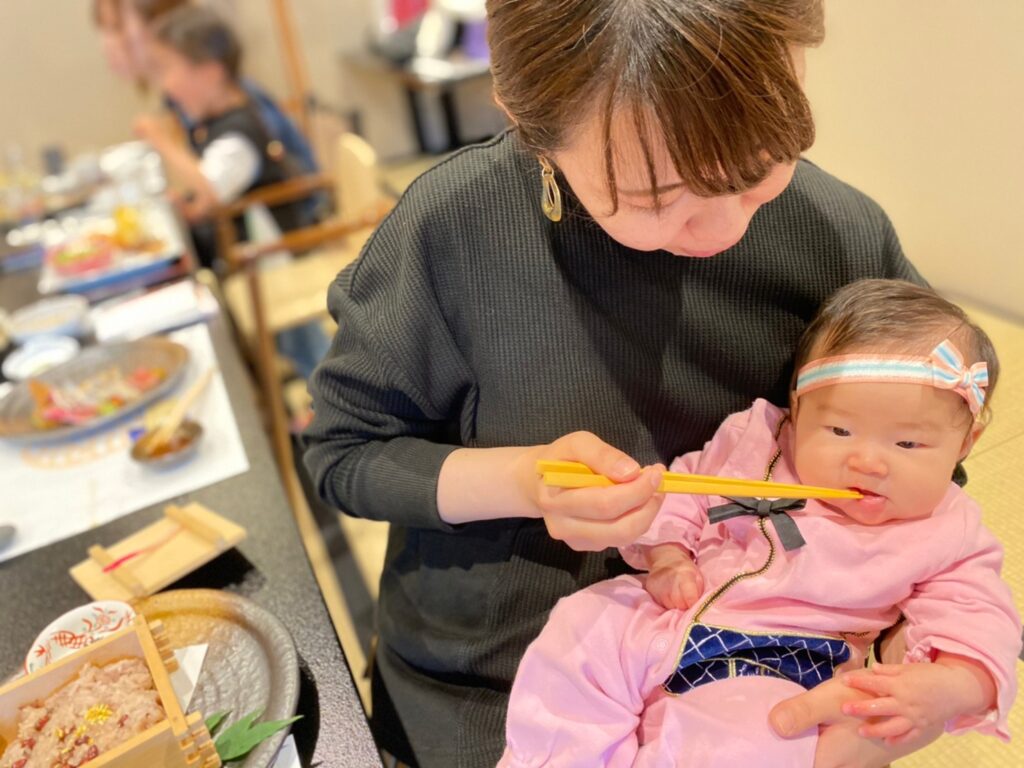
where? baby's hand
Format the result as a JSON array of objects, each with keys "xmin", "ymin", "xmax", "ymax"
[
  {"xmin": 644, "ymin": 543, "xmax": 704, "ymax": 610},
  {"xmin": 841, "ymin": 658, "xmax": 992, "ymax": 744}
]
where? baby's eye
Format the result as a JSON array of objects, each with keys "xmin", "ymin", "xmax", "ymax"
[
  {"xmin": 829, "ymin": 427, "xmax": 850, "ymax": 437},
  {"xmin": 896, "ymin": 441, "xmax": 921, "ymax": 449}
]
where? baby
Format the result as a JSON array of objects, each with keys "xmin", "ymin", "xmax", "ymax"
[{"xmin": 500, "ymin": 279, "xmax": 1021, "ymax": 768}]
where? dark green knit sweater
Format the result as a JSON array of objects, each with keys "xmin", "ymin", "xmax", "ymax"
[{"xmin": 303, "ymin": 131, "xmax": 920, "ymax": 767}]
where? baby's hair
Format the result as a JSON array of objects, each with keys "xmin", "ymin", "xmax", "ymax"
[
  {"xmin": 151, "ymin": 5, "xmax": 241, "ymax": 80},
  {"xmin": 793, "ymin": 279, "xmax": 1000, "ymax": 421}
]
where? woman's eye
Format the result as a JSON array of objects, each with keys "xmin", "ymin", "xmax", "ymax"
[
  {"xmin": 829, "ymin": 427, "xmax": 850, "ymax": 437},
  {"xmin": 896, "ymin": 441, "xmax": 920, "ymax": 450}
]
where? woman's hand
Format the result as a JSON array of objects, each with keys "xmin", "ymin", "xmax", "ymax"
[
  {"xmin": 436, "ymin": 433, "xmax": 664, "ymax": 551},
  {"xmin": 643, "ymin": 543, "xmax": 704, "ymax": 610},
  {"xmin": 769, "ymin": 676, "xmax": 943, "ymax": 768},
  {"xmin": 519, "ymin": 432, "xmax": 665, "ymax": 551},
  {"xmin": 840, "ymin": 656, "xmax": 994, "ymax": 744}
]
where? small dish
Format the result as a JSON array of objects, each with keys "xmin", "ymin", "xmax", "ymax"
[
  {"xmin": 25, "ymin": 600, "xmax": 136, "ymax": 674},
  {"xmin": 7, "ymin": 294, "xmax": 89, "ymax": 344},
  {"xmin": 1, "ymin": 335, "xmax": 80, "ymax": 380},
  {"xmin": 131, "ymin": 418, "xmax": 203, "ymax": 469}
]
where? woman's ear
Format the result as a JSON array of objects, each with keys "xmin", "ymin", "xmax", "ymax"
[{"xmin": 959, "ymin": 422, "xmax": 986, "ymax": 461}]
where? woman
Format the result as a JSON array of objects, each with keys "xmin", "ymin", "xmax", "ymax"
[{"xmin": 304, "ymin": 2, "xmax": 928, "ymax": 766}]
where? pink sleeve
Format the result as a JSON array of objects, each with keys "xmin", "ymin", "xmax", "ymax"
[
  {"xmin": 620, "ymin": 409, "xmax": 752, "ymax": 570},
  {"xmin": 500, "ymin": 577, "xmax": 675, "ymax": 768},
  {"xmin": 900, "ymin": 507, "xmax": 1022, "ymax": 740}
]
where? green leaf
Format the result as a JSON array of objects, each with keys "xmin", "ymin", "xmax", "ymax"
[
  {"xmin": 204, "ymin": 710, "xmax": 231, "ymax": 736},
  {"xmin": 214, "ymin": 708, "xmax": 303, "ymax": 763}
]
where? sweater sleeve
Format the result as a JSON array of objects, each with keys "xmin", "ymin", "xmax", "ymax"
[
  {"xmin": 878, "ymin": 208, "xmax": 925, "ymax": 285},
  {"xmin": 899, "ymin": 503, "xmax": 1022, "ymax": 740},
  {"xmin": 302, "ymin": 191, "xmax": 476, "ymax": 530}
]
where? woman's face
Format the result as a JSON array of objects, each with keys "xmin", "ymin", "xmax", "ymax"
[
  {"xmin": 122, "ymin": 7, "xmax": 157, "ymax": 82},
  {"xmin": 551, "ymin": 46, "xmax": 807, "ymax": 258},
  {"xmin": 554, "ymin": 124, "xmax": 796, "ymax": 257},
  {"xmin": 95, "ymin": 1, "xmax": 134, "ymax": 80}
]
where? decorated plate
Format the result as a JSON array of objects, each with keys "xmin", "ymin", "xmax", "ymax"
[
  {"xmin": 0, "ymin": 337, "xmax": 188, "ymax": 443},
  {"xmin": 134, "ymin": 589, "xmax": 301, "ymax": 768}
]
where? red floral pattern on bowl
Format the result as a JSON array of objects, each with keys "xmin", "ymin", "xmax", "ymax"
[{"xmin": 25, "ymin": 601, "xmax": 136, "ymax": 674}]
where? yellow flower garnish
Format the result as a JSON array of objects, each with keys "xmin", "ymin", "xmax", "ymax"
[{"xmin": 84, "ymin": 704, "xmax": 113, "ymax": 725}]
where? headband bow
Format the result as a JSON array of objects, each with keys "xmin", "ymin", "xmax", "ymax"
[{"xmin": 930, "ymin": 340, "xmax": 989, "ymax": 416}]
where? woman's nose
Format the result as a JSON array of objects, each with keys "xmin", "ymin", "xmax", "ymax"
[{"xmin": 684, "ymin": 195, "xmax": 751, "ymax": 247}]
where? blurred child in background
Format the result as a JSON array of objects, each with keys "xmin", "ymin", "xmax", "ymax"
[{"xmin": 123, "ymin": 4, "xmax": 329, "ymax": 379}]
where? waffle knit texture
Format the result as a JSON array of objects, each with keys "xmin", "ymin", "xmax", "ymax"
[{"xmin": 303, "ymin": 130, "xmax": 922, "ymax": 767}]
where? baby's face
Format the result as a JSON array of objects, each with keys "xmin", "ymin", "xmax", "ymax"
[{"xmin": 792, "ymin": 381, "xmax": 976, "ymax": 525}]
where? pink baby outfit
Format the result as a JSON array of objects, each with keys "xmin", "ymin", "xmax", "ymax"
[{"xmin": 499, "ymin": 399, "xmax": 1021, "ymax": 768}]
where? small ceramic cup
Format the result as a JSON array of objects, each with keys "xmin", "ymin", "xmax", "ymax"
[{"xmin": 24, "ymin": 600, "xmax": 136, "ymax": 674}]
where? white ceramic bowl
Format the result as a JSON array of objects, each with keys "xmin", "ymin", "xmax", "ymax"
[
  {"xmin": 25, "ymin": 600, "xmax": 136, "ymax": 674},
  {"xmin": 2, "ymin": 335, "xmax": 80, "ymax": 380},
  {"xmin": 8, "ymin": 295, "xmax": 89, "ymax": 344}
]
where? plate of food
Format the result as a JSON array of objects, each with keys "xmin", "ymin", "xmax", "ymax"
[
  {"xmin": 0, "ymin": 616, "xmax": 219, "ymax": 768},
  {"xmin": 133, "ymin": 590, "xmax": 301, "ymax": 768},
  {"xmin": 0, "ymin": 337, "xmax": 188, "ymax": 443},
  {"xmin": 37, "ymin": 202, "xmax": 184, "ymax": 295}
]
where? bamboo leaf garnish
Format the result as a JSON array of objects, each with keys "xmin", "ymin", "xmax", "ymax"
[
  {"xmin": 212, "ymin": 708, "xmax": 303, "ymax": 763},
  {"xmin": 204, "ymin": 710, "xmax": 231, "ymax": 736}
]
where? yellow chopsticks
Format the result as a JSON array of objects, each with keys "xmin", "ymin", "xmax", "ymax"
[{"xmin": 537, "ymin": 460, "xmax": 862, "ymax": 500}]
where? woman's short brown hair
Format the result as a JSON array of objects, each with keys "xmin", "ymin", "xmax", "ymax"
[
  {"xmin": 486, "ymin": 0, "xmax": 824, "ymax": 208},
  {"xmin": 151, "ymin": 5, "xmax": 241, "ymax": 79},
  {"xmin": 793, "ymin": 279, "xmax": 1000, "ymax": 421}
]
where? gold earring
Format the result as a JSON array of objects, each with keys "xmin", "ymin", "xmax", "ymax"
[{"xmin": 539, "ymin": 156, "xmax": 562, "ymax": 222}]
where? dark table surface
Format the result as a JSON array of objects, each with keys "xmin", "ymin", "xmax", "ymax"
[{"xmin": 0, "ymin": 266, "xmax": 381, "ymax": 768}]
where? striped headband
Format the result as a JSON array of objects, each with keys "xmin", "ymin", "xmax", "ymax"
[{"xmin": 795, "ymin": 339, "xmax": 989, "ymax": 416}]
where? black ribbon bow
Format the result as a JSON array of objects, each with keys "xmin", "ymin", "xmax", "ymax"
[{"xmin": 707, "ymin": 497, "xmax": 807, "ymax": 551}]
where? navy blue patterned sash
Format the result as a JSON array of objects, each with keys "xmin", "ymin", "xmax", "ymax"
[{"xmin": 664, "ymin": 623, "xmax": 851, "ymax": 694}]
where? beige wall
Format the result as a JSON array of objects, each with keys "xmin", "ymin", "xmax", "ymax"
[
  {"xmin": 804, "ymin": 0, "xmax": 1024, "ymax": 319},
  {"xmin": 0, "ymin": 0, "xmax": 151, "ymax": 159}
]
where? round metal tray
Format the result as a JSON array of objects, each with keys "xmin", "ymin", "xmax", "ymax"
[
  {"xmin": 0, "ymin": 337, "xmax": 188, "ymax": 443},
  {"xmin": 134, "ymin": 589, "xmax": 301, "ymax": 768}
]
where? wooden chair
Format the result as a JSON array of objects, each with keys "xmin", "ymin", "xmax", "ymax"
[{"xmin": 217, "ymin": 132, "xmax": 393, "ymax": 473}]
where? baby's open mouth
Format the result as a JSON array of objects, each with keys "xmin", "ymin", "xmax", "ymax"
[{"xmin": 850, "ymin": 487, "xmax": 882, "ymax": 498}]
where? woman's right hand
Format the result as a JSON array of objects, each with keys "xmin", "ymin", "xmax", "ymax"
[{"xmin": 516, "ymin": 431, "xmax": 665, "ymax": 552}]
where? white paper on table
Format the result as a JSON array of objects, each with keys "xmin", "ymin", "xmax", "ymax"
[
  {"xmin": 269, "ymin": 735, "xmax": 301, "ymax": 768},
  {"xmin": 90, "ymin": 279, "xmax": 219, "ymax": 343},
  {"xmin": 0, "ymin": 323, "xmax": 250, "ymax": 563},
  {"xmin": 170, "ymin": 643, "xmax": 209, "ymax": 710},
  {"xmin": 170, "ymin": 644, "xmax": 301, "ymax": 768}
]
